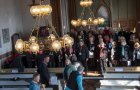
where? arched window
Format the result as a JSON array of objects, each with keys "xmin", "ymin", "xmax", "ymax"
[{"xmin": 96, "ymin": 6, "xmax": 110, "ymax": 27}]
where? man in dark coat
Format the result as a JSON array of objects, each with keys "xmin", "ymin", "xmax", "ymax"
[
  {"xmin": 39, "ymin": 55, "xmax": 50, "ymax": 87},
  {"xmin": 116, "ymin": 40, "xmax": 131, "ymax": 66}
]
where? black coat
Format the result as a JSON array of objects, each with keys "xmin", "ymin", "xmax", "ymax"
[
  {"xmin": 116, "ymin": 45, "xmax": 131, "ymax": 61},
  {"xmin": 87, "ymin": 43, "xmax": 96, "ymax": 58},
  {"xmin": 39, "ymin": 62, "xmax": 50, "ymax": 85},
  {"xmin": 36, "ymin": 53, "xmax": 45, "ymax": 68},
  {"xmin": 76, "ymin": 45, "xmax": 89, "ymax": 61}
]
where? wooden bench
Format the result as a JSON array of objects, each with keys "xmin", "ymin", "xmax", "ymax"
[
  {"xmin": 0, "ymin": 68, "xmax": 64, "ymax": 74},
  {"xmin": 97, "ymin": 72, "xmax": 140, "ymax": 90},
  {"xmin": 0, "ymin": 74, "xmax": 32, "ymax": 80},
  {"xmin": 0, "ymin": 80, "xmax": 62, "ymax": 90}
]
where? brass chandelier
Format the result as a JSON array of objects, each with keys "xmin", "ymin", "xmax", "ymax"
[
  {"xmin": 15, "ymin": 0, "xmax": 74, "ymax": 53},
  {"xmin": 71, "ymin": 0, "xmax": 105, "ymax": 27}
]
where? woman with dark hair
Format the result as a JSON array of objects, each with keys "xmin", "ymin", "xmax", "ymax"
[
  {"xmin": 87, "ymin": 35, "xmax": 97, "ymax": 71},
  {"xmin": 76, "ymin": 40, "xmax": 89, "ymax": 73}
]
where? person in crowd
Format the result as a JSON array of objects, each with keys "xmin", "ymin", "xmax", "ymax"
[
  {"xmin": 63, "ymin": 59, "xmax": 78, "ymax": 89},
  {"xmin": 54, "ymin": 51, "xmax": 60, "ymax": 67},
  {"xmin": 64, "ymin": 44, "xmax": 74, "ymax": 62},
  {"xmin": 118, "ymin": 28, "xmax": 127, "ymax": 37},
  {"xmin": 36, "ymin": 50, "xmax": 45, "ymax": 73},
  {"xmin": 76, "ymin": 40, "xmax": 89, "ymax": 73},
  {"xmin": 87, "ymin": 35, "xmax": 96, "ymax": 71},
  {"xmin": 110, "ymin": 39, "xmax": 117, "ymax": 67},
  {"xmin": 96, "ymin": 38, "xmax": 107, "ymax": 73},
  {"xmin": 59, "ymin": 48, "xmax": 66, "ymax": 67},
  {"xmin": 117, "ymin": 35, "xmax": 122, "ymax": 46},
  {"xmin": 63, "ymin": 59, "xmax": 75, "ymax": 83},
  {"xmin": 69, "ymin": 28, "xmax": 78, "ymax": 42},
  {"xmin": 128, "ymin": 34, "xmax": 136, "ymax": 52},
  {"xmin": 104, "ymin": 36, "xmax": 113, "ymax": 67},
  {"xmin": 26, "ymin": 50, "xmax": 33, "ymax": 68},
  {"xmin": 116, "ymin": 37, "xmax": 131, "ymax": 66},
  {"xmin": 48, "ymin": 50, "xmax": 55, "ymax": 67},
  {"xmin": 133, "ymin": 42, "xmax": 140, "ymax": 66},
  {"xmin": 103, "ymin": 27, "xmax": 111, "ymax": 35},
  {"xmin": 64, "ymin": 61, "xmax": 81, "ymax": 89},
  {"xmin": 65, "ymin": 66, "xmax": 84, "ymax": 90},
  {"xmin": 39, "ymin": 55, "xmax": 50, "ymax": 87},
  {"xmin": 29, "ymin": 73, "xmax": 45, "ymax": 90},
  {"xmin": 66, "ymin": 62, "xmax": 81, "ymax": 82}
]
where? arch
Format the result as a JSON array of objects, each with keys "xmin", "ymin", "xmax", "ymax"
[
  {"xmin": 97, "ymin": 6, "xmax": 109, "ymax": 19},
  {"xmin": 95, "ymin": 2, "xmax": 112, "ymax": 26}
]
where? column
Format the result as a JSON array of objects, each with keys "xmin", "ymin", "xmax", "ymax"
[{"xmin": 60, "ymin": 0, "xmax": 70, "ymax": 35}]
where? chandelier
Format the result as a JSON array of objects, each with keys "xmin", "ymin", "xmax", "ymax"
[
  {"xmin": 15, "ymin": 0, "xmax": 74, "ymax": 53},
  {"xmin": 71, "ymin": 0, "xmax": 105, "ymax": 27}
]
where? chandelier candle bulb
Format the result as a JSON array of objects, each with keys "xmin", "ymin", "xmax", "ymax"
[
  {"xmin": 29, "ymin": 36, "xmax": 37, "ymax": 43},
  {"xmin": 118, "ymin": 23, "xmax": 121, "ymax": 28},
  {"xmin": 82, "ymin": 20, "xmax": 87, "ymax": 26},
  {"xmin": 133, "ymin": 27, "xmax": 136, "ymax": 33},
  {"xmin": 49, "ymin": 34, "xmax": 56, "ymax": 41},
  {"xmin": 15, "ymin": 39, "xmax": 25, "ymax": 52},
  {"xmin": 30, "ymin": 43, "xmax": 40, "ymax": 53},
  {"xmin": 52, "ymin": 40, "xmax": 62, "ymax": 51},
  {"xmin": 93, "ymin": 19, "xmax": 99, "ymax": 25}
]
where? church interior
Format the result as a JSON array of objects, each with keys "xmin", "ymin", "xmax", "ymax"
[{"xmin": 0, "ymin": 0, "xmax": 140, "ymax": 90}]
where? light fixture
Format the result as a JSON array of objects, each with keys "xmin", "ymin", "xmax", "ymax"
[
  {"xmin": 80, "ymin": 0, "xmax": 93, "ymax": 7},
  {"xmin": 30, "ymin": 43, "xmax": 40, "ymax": 53},
  {"xmin": 52, "ymin": 40, "xmax": 62, "ymax": 51},
  {"xmin": 15, "ymin": 39, "xmax": 25, "ymax": 53},
  {"xmin": 30, "ymin": 5, "xmax": 52, "ymax": 16},
  {"xmin": 71, "ymin": 0, "xmax": 105, "ymax": 27},
  {"xmin": 15, "ymin": 0, "xmax": 74, "ymax": 53},
  {"xmin": 29, "ymin": 36, "xmax": 37, "ymax": 43}
]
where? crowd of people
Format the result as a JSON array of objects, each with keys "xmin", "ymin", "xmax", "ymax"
[
  {"xmin": 28, "ymin": 26, "xmax": 140, "ymax": 90},
  {"xmin": 24, "ymin": 27, "xmax": 140, "ymax": 74}
]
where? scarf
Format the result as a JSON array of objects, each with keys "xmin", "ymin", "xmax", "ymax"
[{"xmin": 122, "ymin": 46, "xmax": 125, "ymax": 56}]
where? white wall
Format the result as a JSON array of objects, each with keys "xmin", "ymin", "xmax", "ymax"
[
  {"xmin": 0, "ymin": 0, "xmax": 52, "ymax": 55},
  {"xmin": 0, "ymin": 0, "xmax": 23, "ymax": 55}
]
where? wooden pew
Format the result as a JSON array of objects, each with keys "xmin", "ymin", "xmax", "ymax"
[
  {"xmin": 0, "ymin": 80, "xmax": 62, "ymax": 90},
  {"xmin": 0, "ymin": 68, "xmax": 64, "ymax": 74},
  {"xmin": 0, "ymin": 80, "xmax": 29, "ymax": 86}
]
